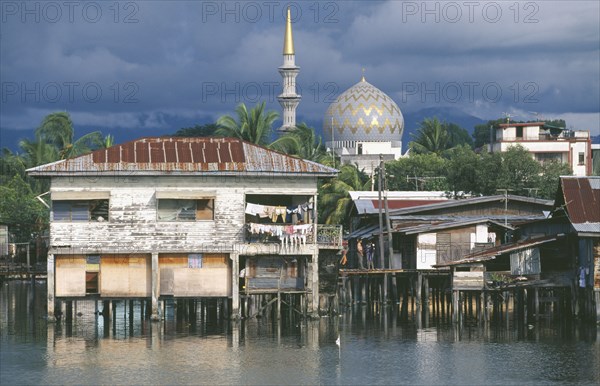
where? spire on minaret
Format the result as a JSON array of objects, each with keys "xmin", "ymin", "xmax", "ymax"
[
  {"xmin": 278, "ymin": 6, "xmax": 301, "ymax": 134},
  {"xmin": 283, "ymin": 7, "xmax": 294, "ymax": 55}
]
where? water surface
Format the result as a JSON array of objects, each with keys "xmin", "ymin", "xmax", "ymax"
[{"xmin": 1, "ymin": 281, "xmax": 598, "ymax": 385}]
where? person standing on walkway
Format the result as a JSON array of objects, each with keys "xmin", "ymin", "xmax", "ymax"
[
  {"xmin": 356, "ymin": 238, "xmax": 365, "ymax": 269},
  {"xmin": 366, "ymin": 242, "xmax": 375, "ymax": 270}
]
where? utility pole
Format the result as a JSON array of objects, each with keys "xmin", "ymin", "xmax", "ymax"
[
  {"xmin": 383, "ymin": 162, "xmax": 394, "ymax": 269},
  {"xmin": 496, "ymin": 189, "xmax": 511, "ymax": 243},
  {"xmin": 378, "ymin": 155, "xmax": 388, "ymax": 304},
  {"xmin": 378, "ymin": 156, "xmax": 385, "ymax": 270}
]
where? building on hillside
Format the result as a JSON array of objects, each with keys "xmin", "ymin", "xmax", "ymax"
[
  {"xmin": 26, "ymin": 137, "xmax": 339, "ymax": 321},
  {"xmin": 323, "ymin": 76, "xmax": 405, "ymax": 175},
  {"xmin": 346, "ymin": 194, "xmax": 553, "ymax": 270},
  {"xmin": 490, "ymin": 122, "xmax": 592, "ymax": 176}
]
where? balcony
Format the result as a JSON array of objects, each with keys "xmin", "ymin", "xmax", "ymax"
[{"xmin": 243, "ymin": 223, "xmax": 343, "ymax": 255}]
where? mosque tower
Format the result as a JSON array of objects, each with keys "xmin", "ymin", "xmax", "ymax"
[{"xmin": 277, "ymin": 7, "xmax": 301, "ymax": 133}]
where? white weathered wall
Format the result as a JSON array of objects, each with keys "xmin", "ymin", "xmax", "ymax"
[{"xmin": 50, "ymin": 175, "xmax": 318, "ymax": 254}]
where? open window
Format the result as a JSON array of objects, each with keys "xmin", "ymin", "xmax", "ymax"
[
  {"xmin": 51, "ymin": 191, "xmax": 109, "ymax": 222},
  {"xmin": 156, "ymin": 191, "xmax": 215, "ymax": 221}
]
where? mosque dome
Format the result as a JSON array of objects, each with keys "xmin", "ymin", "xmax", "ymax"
[{"xmin": 323, "ymin": 77, "xmax": 404, "ymax": 143}]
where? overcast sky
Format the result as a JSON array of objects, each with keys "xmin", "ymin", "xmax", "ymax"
[{"xmin": 1, "ymin": 0, "xmax": 599, "ymax": 139}]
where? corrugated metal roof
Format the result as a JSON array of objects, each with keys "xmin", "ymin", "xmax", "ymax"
[
  {"xmin": 26, "ymin": 137, "xmax": 338, "ymax": 177},
  {"xmin": 388, "ymin": 195, "xmax": 553, "ymax": 216},
  {"xmin": 572, "ymin": 223, "xmax": 600, "ymax": 234},
  {"xmin": 561, "ymin": 177, "xmax": 600, "ymax": 225},
  {"xmin": 395, "ymin": 218, "xmax": 514, "ymax": 235},
  {"xmin": 435, "ymin": 235, "xmax": 564, "ymax": 267}
]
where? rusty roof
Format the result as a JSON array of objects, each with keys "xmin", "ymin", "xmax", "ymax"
[
  {"xmin": 556, "ymin": 176, "xmax": 600, "ymax": 235},
  {"xmin": 26, "ymin": 137, "xmax": 338, "ymax": 177}
]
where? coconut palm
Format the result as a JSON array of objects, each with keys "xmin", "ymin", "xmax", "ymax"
[
  {"xmin": 318, "ymin": 164, "xmax": 371, "ymax": 228},
  {"xmin": 36, "ymin": 112, "xmax": 103, "ymax": 158},
  {"xmin": 18, "ymin": 136, "xmax": 60, "ymax": 169},
  {"xmin": 215, "ymin": 102, "xmax": 279, "ymax": 146},
  {"xmin": 409, "ymin": 117, "xmax": 450, "ymax": 156},
  {"xmin": 270, "ymin": 123, "xmax": 327, "ymax": 162}
]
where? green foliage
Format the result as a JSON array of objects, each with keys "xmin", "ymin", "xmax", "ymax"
[
  {"xmin": 445, "ymin": 123, "xmax": 473, "ymax": 148},
  {"xmin": 270, "ymin": 123, "xmax": 327, "ymax": 162},
  {"xmin": 445, "ymin": 144, "xmax": 479, "ymax": 197},
  {"xmin": 318, "ymin": 164, "xmax": 370, "ymax": 228},
  {"xmin": 215, "ymin": 102, "xmax": 279, "ymax": 146},
  {"xmin": 472, "ymin": 118, "xmax": 505, "ymax": 149},
  {"xmin": 0, "ymin": 175, "xmax": 48, "ymax": 242},
  {"xmin": 497, "ymin": 145, "xmax": 542, "ymax": 196},
  {"xmin": 385, "ymin": 153, "xmax": 449, "ymax": 191},
  {"xmin": 409, "ymin": 117, "xmax": 450, "ymax": 155},
  {"xmin": 537, "ymin": 161, "xmax": 572, "ymax": 199},
  {"xmin": 173, "ymin": 124, "xmax": 219, "ymax": 137},
  {"xmin": 36, "ymin": 112, "xmax": 103, "ymax": 158},
  {"xmin": 409, "ymin": 118, "xmax": 472, "ymax": 155}
]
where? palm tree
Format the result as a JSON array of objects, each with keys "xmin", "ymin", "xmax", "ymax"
[
  {"xmin": 270, "ymin": 123, "xmax": 327, "ymax": 162},
  {"xmin": 215, "ymin": 102, "xmax": 279, "ymax": 146},
  {"xmin": 318, "ymin": 164, "xmax": 371, "ymax": 228},
  {"xmin": 409, "ymin": 117, "xmax": 450, "ymax": 156},
  {"xmin": 36, "ymin": 112, "xmax": 103, "ymax": 158},
  {"xmin": 101, "ymin": 134, "xmax": 115, "ymax": 148},
  {"xmin": 18, "ymin": 136, "xmax": 60, "ymax": 169}
]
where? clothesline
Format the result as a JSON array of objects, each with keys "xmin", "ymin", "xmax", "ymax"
[
  {"xmin": 245, "ymin": 202, "xmax": 314, "ymax": 223},
  {"xmin": 247, "ymin": 223, "xmax": 314, "ymax": 247}
]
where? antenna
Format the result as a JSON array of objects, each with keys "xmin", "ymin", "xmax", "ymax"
[{"xmin": 502, "ymin": 112, "xmax": 518, "ymax": 124}]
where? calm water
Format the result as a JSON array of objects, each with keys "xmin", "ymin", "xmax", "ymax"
[{"xmin": 1, "ymin": 281, "xmax": 599, "ymax": 385}]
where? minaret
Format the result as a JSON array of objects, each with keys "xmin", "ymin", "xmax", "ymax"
[{"xmin": 277, "ymin": 7, "xmax": 301, "ymax": 133}]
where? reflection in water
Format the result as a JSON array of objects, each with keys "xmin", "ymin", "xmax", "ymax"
[{"xmin": 1, "ymin": 281, "xmax": 599, "ymax": 385}]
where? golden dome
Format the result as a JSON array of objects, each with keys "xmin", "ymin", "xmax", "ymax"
[{"xmin": 323, "ymin": 77, "xmax": 404, "ymax": 142}]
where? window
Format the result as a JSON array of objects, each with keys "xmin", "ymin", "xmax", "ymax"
[
  {"xmin": 157, "ymin": 199, "xmax": 214, "ymax": 221},
  {"xmin": 357, "ymin": 143, "xmax": 363, "ymax": 155},
  {"xmin": 578, "ymin": 152, "xmax": 585, "ymax": 165},
  {"xmin": 188, "ymin": 254, "xmax": 203, "ymax": 268},
  {"xmin": 53, "ymin": 200, "xmax": 109, "ymax": 222},
  {"xmin": 187, "ymin": 253, "xmax": 227, "ymax": 268},
  {"xmin": 516, "ymin": 127, "xmax": 523, "ymax": 138}
]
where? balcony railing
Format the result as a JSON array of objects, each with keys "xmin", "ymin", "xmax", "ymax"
[
  {"xmin": 316, "ymin": 224, "xmax": 343, "ymax": 249},
  {"xmin": 244, "ymin": 223, "xmax": 343, "ymax": 249}
]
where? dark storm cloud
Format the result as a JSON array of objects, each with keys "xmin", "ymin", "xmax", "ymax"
[{"xmin": 0, "ymin": 0, "xmax": 598, "ymax": 137}]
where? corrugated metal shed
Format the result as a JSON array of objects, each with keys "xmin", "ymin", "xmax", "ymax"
[{"xmin": 26, "ymin": 137, "xmax": 338, "ymax": 177}]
